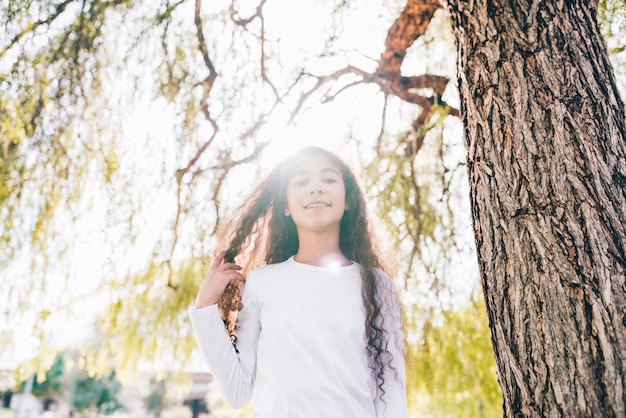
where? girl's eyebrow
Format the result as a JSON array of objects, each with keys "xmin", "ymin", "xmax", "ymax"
[
  {"xmin": 321, "ymin": 167, "xmax": 341, "ymax": 176},
  {"xmin": 290, "ymin": 167, "xmax": 341, "ymax": 177}
]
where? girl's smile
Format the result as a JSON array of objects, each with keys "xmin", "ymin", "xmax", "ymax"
[{"xmin": 304, "ymin": 201, "xmax": 330, "ymax": 209}]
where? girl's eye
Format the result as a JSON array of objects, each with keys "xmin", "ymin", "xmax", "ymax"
[
  {"xmin": 323, "ymin": 178, "xmax": 337, "ymax": 184},
  {"xmin": 294, "ymin": 179, "xmax": 308, "ymax": 187}
]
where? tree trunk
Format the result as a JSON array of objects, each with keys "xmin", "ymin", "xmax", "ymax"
[{"xmin": 444, "ymin": 1, "xmax": 626, "ymax": 416}]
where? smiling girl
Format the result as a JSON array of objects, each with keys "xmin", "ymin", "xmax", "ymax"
[{"xmin": 189, "ymin": 146, "xmax": 406, "ymax": 417}]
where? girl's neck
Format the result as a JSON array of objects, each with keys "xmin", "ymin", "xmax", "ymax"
[{"xmin": 294, "ymin": 231, "xmax": 351, "ymax": 267}]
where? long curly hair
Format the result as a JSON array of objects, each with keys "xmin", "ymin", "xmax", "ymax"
[{"xmin": 216, "ymin": 146, "xmax": 398, "ymax": 397}]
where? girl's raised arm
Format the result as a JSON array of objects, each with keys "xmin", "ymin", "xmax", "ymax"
[{"xmin": 189, "ymin": 253, "xmax": 261, "ymax": 409}]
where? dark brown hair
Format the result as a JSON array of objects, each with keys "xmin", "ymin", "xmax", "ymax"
[{"xmin": 216, "ymin": 146, "xmax": 398, "ymax": 398}]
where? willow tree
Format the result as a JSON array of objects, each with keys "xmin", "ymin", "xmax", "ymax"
[{"xmin": 442, "ymin": 1, "xmax": 626, "ymax": 416}]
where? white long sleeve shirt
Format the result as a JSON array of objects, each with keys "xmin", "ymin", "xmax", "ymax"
[{"xmin": 189, "ymin": 256, "xmax": 406, "ymax": 418}]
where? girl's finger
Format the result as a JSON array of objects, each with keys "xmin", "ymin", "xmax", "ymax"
[
  {"xmin": 211, "ymin": 250, "xmax": 227, "ymax": 269},
  {"xmin": 228, "ymin": 272, "xmax": 245, "ymax": 281},
  {"xmin": 220, "ymin": 263, "xmax": 242, "ymax": 271}
]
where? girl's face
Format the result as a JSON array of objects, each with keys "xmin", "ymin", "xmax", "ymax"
[{"xmin": 284, "ymin": 153, "xmax": 346, "ymax": 234}]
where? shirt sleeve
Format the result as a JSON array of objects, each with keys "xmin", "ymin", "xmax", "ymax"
[
  {"xmin": 188, "ymin": 273, "xmax": 261, "ymax": 409},
  {"xmin": 374, "ymin": 271, "xmax": 407, "ymax": 418}
]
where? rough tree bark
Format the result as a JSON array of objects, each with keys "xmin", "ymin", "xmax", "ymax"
[{"xmin": 444, "ymin": 0, "xmax": 626, "ymax": 416}]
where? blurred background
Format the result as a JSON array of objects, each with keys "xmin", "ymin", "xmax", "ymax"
[{"xmin": 1, "ymin": 0, "xmax": 625, "ymax": 417}]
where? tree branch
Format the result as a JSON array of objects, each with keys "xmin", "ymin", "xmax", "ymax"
[
  {"xmin": 194, "ymin": 0, "xmax": 217, "ymax": 85},
  {"xmin": 376, "ymin": 0, "xmax": 442, "ymax": 79},
  {"xmin": 167, "ymin": 0, "xmax": 220, "ymax": 288},
  {"xmin": 229, "ymin": 0, "xmax": 267, "ymax": 27},
  {"xmin": 0, "ymin": 0, "xmax": 75, "ymax": 58},
  {"xmin": 400, "ymin": 74, "xmax": 449, "ymax": 94},
  {"xmin": 285, "ymin": 0, "xmax": 458, "ymax": 133},
  {"xmin": 375, "ymin": 0, "xmax": 458, "ymax": 151}
]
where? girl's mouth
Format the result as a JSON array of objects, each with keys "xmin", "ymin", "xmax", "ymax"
[{"xmin": 305, "ymin": 203, "xmax": 330, "ymax": 209}]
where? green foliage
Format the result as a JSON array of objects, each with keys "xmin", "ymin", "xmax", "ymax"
[
  {"xmin": 406, "ymin": 295, "xmax": 503, "ymax": 417},
  {"xmin": 598, "ymin": 0, "xmax": 626, "ymax": 93},
  {"xmin": 364, "ymin": 113, "xmax": 472, "ymax": 303},
  {"xmin": 70, "ymin": 370, "xmax": 124, "ymax": 415},
  {"xmin": 13, "ymin": 350, "xmax": 60, "ymax": 395},
  {"xmin": 17, "ymin": 355, "xmax": 64, "ymax": 400},
  {"xmin": 598, "ymin": 0, "xmax": 626, "ymax": 40},
  {"xmin": 15, "ymin": 352, "xmax": 125, "ymax": 415},
  {"xmin": 94, "ymin": 259, "xmax": 204, "ymax": 376},
  {"xmin": 1, "ymin": 0, "xmax": 126, "ymax": 275},
  {"xmin": 365, "ymin": 136, "xmax": 442, "ymax": 274},
  {"xmin": 144, "ymin": 378, "xmax": 168, "ymax": 415}
]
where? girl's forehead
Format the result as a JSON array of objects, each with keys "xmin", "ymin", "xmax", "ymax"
[{"xmin": 286, "ymin": 154, "xmax": 341, "ymax": 176}]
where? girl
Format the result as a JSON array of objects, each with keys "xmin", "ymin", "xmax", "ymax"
[{"xmin": 189, "ymin": 146, "xmax": 406, "ymax": 417}]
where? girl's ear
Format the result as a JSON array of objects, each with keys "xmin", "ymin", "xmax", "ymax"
[{"xmin": 284, "ymin": 206, "xmax": 291, "ymax": 216}]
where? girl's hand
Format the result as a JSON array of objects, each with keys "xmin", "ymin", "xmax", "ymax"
[{"xmin": 195, "ymin": 250, "xmax": 244, "ymax": 309}]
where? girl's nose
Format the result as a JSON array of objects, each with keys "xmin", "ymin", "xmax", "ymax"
[{"xmin": 308, "ymin": 183, "xmax": 323, "ymax": 194}]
